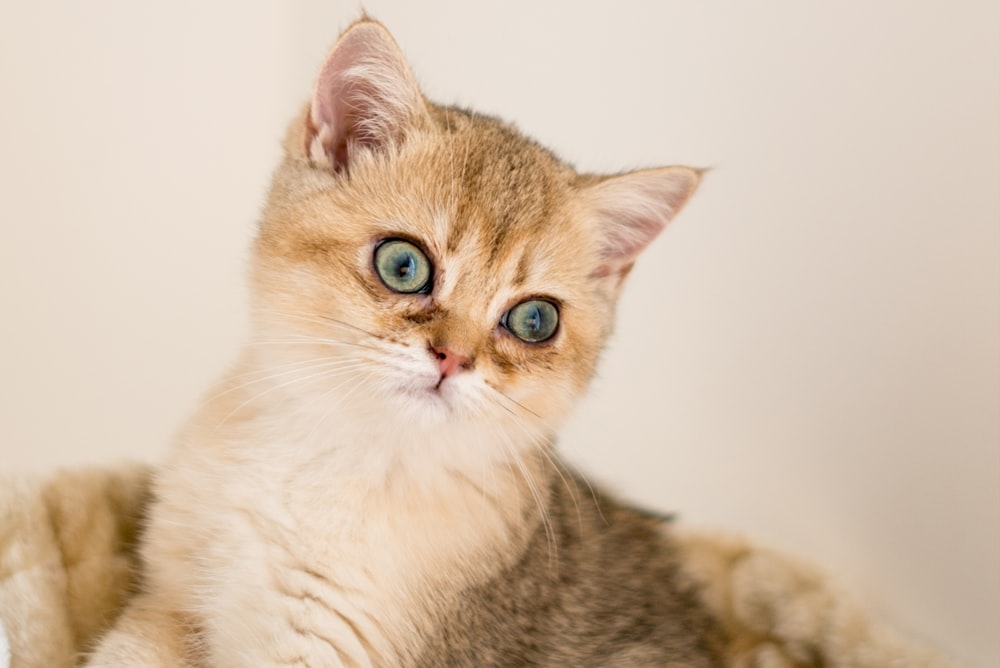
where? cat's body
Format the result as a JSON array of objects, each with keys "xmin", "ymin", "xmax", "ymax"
[
  {"xmin": 87, "ymin": 18, "xmax": 721, "ymax": 667},
  {"xmin": 413, "ymin": 473, "xmax": 722, "ymax": 667},
  {"xmin": 140, "ymin": 433, "xmax": 721, "ymax": 666}
]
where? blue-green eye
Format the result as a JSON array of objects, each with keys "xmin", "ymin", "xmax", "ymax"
[
  {"xmin": 374, "ymin": 239, "xmax": 432, "ymax": 294},
  {"xmin": 503, "ymin": 299, "xmax": 559, "ymax": 343}
]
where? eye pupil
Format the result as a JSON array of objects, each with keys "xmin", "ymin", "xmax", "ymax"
[{"xmin": 374, "ymin": 240, "xmax": 432, "ymax": 293}]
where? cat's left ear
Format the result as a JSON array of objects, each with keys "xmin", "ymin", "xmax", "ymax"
[
  {"xmin": 305, "ymin": 19, "xmax": 428, "ymax": 173},
  {"xmin": 583, "ymin": 166, "xmax": 701, "ymax": 290}
]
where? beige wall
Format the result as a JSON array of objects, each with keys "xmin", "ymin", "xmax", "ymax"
[{"xmin": 1, "ymin": 1, "xmax": 997, "ymax": 665}]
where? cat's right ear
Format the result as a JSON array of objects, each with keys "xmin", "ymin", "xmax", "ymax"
[
  {"xmin": 582, "ymin": 166, "xmax": 701, "ymax": 296},
  {"xmin": 305, "ymin": 20, "xmax": 427, "ymax": 173}
]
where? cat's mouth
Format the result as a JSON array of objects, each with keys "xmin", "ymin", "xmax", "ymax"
[
  {"xmin": 392, "ymin": 370, "xmax": 449, "ymax": 398},
  {"xmin": 427, "ymin": 375, "xmax": 458, "ymax": 400},
  {"xmin": 376, "ymin": 351, "xmax": 477, "ymax": 417},
  {"xmin": 398, "ymin": 371, "xmax": 468, "ymax": 413}
]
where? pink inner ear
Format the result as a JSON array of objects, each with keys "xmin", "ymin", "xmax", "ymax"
[
  {"xmin": 587, "ymin": 167, "xmax": 701, "ymax": 278},
  {"xmin": 305, "ymin": 21, "xmax": 424, "ymax": 172}
]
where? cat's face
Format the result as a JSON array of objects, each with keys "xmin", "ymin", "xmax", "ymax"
[
  {"xmin": 254, "ymin": 112, "xmax": 612, "ymax": 432},
  {"xmin": 244, "ymin": 20, "xmax": 698, "ymax": 441}
]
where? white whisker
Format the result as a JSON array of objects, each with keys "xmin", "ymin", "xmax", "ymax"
[
  {"xmin": 223, "ymin": 354, "xmax": 356, "ymax": 383},
  {"xmin": 255, "ymin": 308, "xmax": 383, "ymax": 340},
  {"xmin": 214, "ymin": 360, "xmax": 374, "ymax": 428},
  {"xmin": 301, "ymin": 368, "xmax": 373, "ymax": 444},
  {"xmin": 487, "ymin": 419, "xmax": 556, "ymax": 569},
  {"xmin": 248, "ymin": 338, "xmax": 379, "ymax": 353},
  {"xmin": 204, "ymin": 358, "xmax": 364, "ymax": 406},
  {"xmin": 483, "ymin": 385, "xmax": 599, "ymax": 531}
]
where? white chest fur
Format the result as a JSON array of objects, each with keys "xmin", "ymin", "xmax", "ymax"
[{"xmin": 153, "ymin": 413, "xmax": 540, "ymax": 668}]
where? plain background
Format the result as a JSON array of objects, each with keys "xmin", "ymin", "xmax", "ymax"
[{"xmin": 1, "ymin": 1, "xmax": 997, "ymax": 665}]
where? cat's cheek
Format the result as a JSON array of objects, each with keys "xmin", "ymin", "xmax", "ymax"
[
  {"xmin": 480, "ymin": 349, "xmax": 579, "ymax": 424},
  {"xmin": 515, "ymin": 378, "xmax": 582, "ymax": 427}
]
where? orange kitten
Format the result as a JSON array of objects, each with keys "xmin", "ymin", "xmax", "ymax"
[{"xmin": 86, "ymin": 18, "xmax": 718, "ymax": 667}]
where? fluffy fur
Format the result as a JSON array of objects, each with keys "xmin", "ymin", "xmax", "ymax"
[
  {"xmin": 0, "ymin": 466, "xmax": 149, "ymax": 668},
  {"xmin": 0, "ymin": 466, "xmax": 957, "ymax": 667},
  {"xmin": 0, "ymin": 16, "xmax": 946, "ymax": 668}
]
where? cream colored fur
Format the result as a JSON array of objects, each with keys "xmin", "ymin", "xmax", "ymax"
[
  {"xmin": 119, "ymin": 419, "xmax": 548, "ymax": 666},
  {"xmin": 0, "ymin": 18, "xmax": 964, "ymax": 668},
  {"xmin": 675, "ymin": 531, "xmax": 960, "ymax": 668},
  {"xmin": 0, "ymin": 466, "xmax": 958, "ymax": 667},
  {"xmin": 0, "ymin": 466, "xmax": 149, "ymax": 668},
  {"xmin": 77, "ymin": 22, "xmax": 685, "ymax": 664},
  {"xmin": 1, "ymin": 617, "xmax": 9, "ymax": 668}
]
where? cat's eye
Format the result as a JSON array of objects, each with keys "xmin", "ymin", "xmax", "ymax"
[
  {"xmin": 503, "ymin": 299, "xmax": 559, "ymax": 343},
  {"xmin": 373, "ymin": 239, "xmax": 432, "ymax": 294}
]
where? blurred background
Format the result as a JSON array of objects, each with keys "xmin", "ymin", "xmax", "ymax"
[{"xmin": 1, "ymin": 1, "xmax": 996, "ymax": 665}]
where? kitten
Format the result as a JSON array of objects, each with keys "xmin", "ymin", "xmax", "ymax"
[{"xmin": 86, "ymin": 17, "xmax": 721, "ymax": 667}]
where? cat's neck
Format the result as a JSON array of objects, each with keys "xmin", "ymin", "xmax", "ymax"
[
  {"xmin": 184, "ymin": 358, "xmax": 557, "ymax": 509},
  {"xmin": 159, "ymin": 364, "xmax": 559, "ymax": 667}
]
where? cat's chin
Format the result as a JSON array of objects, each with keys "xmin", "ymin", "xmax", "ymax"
[{"xmin": 389, "ymin": 375, "xmax": 479, "ymax": 423}]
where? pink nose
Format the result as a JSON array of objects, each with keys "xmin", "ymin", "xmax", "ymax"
[{"xmin": 432, "ymin": 346, "xmax": 472, "ymax": 379}]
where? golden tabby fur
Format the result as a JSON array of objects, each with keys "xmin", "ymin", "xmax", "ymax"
[
  {"xmin": 77, "ymin": 18, "xmax": 957, "ymax": 668},
  {"xmin": 1, "ymin": 466, "xmax": 957, "ymax": 667},
  {"xmin": 84, "ymin": 17, "xmax": 708, "ymax": 667}
]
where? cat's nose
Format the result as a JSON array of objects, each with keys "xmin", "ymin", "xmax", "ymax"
[{"xmin": 431, "ymin": 345, "xmax": 472, "ymax": 379}]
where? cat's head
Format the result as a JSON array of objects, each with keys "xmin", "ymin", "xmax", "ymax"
[{"xmin": 248, "ymin": 19, "xmax": 698, "ymax": 444}]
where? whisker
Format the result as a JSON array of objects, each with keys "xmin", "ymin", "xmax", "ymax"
[
  {"xmin": 247, "ymin": 338, "xmax": 379, "ymax": 353},
  {"xmin": 302, "ymin": 368, "xmax": 373, "ymax": 444},
  {"xmin": 560, "ymin": 456, "xmax": 606, "ymax": 527},
  {"xmin": 482, "ymin": 385, "xmax": 601, "ymax": 531},
  {"xmin": 499, "ymin": 404, "xmax": 584, "ymax": 534},
  {"xmin": 215, "ymin": 361, "xmax": 374, "ymax": 428},
  {"xmin": 204, "ymin": 358, "xmax": 364, "ymax": 406},
  {"xmin": 254, "ymin": 309, "xmax": 383, "ymax": 340},
  {"xmin": 490, "ymin": 423, "xmax": 557, "ymax": 569},
  {"xmin": 489, "ymin": 385, "xmax": 545, "ymax": 422},
  {"xmin": 223, "ymin": 355, "xmax": 355, "ymax": 382}
]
